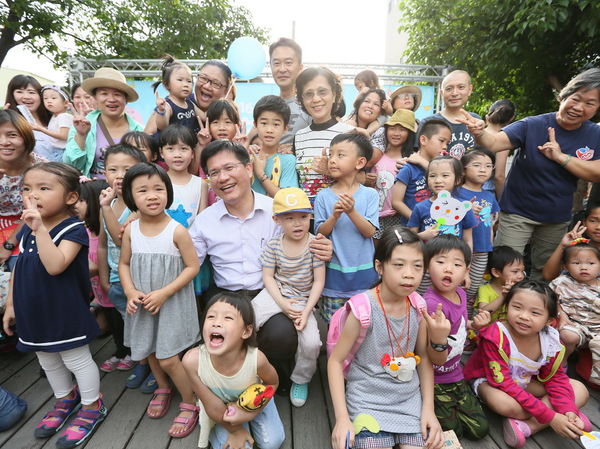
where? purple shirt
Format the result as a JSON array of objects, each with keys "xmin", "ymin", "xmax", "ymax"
[{"xmin": 423, "ymin": 286, "xmax": 468, "ymax": 383}]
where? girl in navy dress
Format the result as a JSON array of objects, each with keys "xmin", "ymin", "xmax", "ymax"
[{"xmin": 2, "ymin": 162, "xmax": 106, "ymax": 449}]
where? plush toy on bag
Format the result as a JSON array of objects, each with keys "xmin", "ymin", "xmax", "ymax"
[{"xmin": 225, "ymin": 383, "xmax": 274, "ymax": 417}]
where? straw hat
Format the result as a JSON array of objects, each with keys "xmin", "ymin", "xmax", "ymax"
[
  {"xmin": 390, "ymin": 85, "xmax": 422, "ymax": 111},
  {"xmin": 81, "ymin": 68, "xmax": 139, "ymax": 102},
  {"xmin": 385, "ymin": 109, "xmax": 417, "ymax": 132}
]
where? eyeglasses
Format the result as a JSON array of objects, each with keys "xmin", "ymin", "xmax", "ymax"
[
  {"xmin": 396, "ymin": 93, "xmax": 416, "ymax": 99},
  {"xmin": 197, "ymin": 74, "xmax": 226, "ymax": 90},
  {"xmin": 207, "ymin": 162, "xmax": 244, "ymax": 179},
  {"xmin": 466, "ymin": 163, "xmax": 495, "ymax": 170},
  {"xmin": 302, "ymin": 87, "xmax": 332, "ymax": 101}
]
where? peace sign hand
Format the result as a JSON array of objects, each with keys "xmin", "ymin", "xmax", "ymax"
[
  {"xmin": 21, "ymin": 195, "xmax": 43, "ymax": 232},
  {"xmin": 72, "ymin": 100, "xmax": 93, "ymax": 136},
  {"xmin": 538, "ymin": 127, "xmax": 565, "ymax": 163},
  {"xmin": 197, "ymin": 117, "xmax": 212, "ymax": 146},
  {"xmin": 455, "ymin": 109, "xmax": 485, "ymax": 137},
  {"xmin": 233, "ymin": 124, "xmax": 249, "ymax": 149},
  {"xmin": 422, "ymin": 303, "xmax": 451, "ymax": 344}
]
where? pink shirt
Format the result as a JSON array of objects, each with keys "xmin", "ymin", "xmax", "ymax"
[
  {"xmin": 87, "ymin": 229, "xmax": 110, "ymax": 307},
  {"xmin": 372, "ymin": 152, "xmax": 399, "ymax": 217}
]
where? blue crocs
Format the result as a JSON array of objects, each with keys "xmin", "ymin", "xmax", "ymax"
[
  {"xmin": 140, "ymin": 372, "xmax": 158, "ymax": 394},
  {"xmin": 125, "ymin": 363, "xmax": 151, "ymax": 389},
  {"xmin": 290, "ymin": 382, "xmax": 309, "ymax": 407},
  {"xmin": 55, "ymin": 398, "xmax": 107, "ymax": 449}
]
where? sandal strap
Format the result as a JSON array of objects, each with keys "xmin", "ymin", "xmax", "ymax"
[
  {"xmin": 172, "ymin": 416, "xmax": 194, "ymax": 425},
  {"xmin": 153, "ymin": 388, "xmax": 172, "ymax": 395},
  {"xmin": 148, "ymin": 399, "xmax": 168, "ymax": 407},
  {"xmin": 178, "ymin": 402, "xmax": 199, "ymax": 412},
  {"xmin": 69, "ymin": 410, "xmax": 104, "ymax": 429},
  {"xmin": 45, "ymin": 408, "xmax": 73, "ymax": 419}
]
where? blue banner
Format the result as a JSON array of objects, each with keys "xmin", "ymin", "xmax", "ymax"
[{"xmin": 127, "ymin": 80, "xmax": 435, "ymax": 128}]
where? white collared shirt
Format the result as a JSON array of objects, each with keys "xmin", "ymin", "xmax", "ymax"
[{"xmin": 189, "ymin": 193, "xmax": 280, "ymax": 290}]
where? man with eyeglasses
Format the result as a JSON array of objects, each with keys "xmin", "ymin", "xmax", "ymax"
[
  {"xmin": 188, "ymin": 139, "xmax": 332, "ymax": 391},
  {"xmin": 269, "ymin": 38, "xmax": 310, "ymax": 145},
  {"xmin": 417, "ymin": 70, "xmax": 481, "ymax": 159}
]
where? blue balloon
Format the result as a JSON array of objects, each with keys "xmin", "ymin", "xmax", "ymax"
[{"xmin": 227, "ymin": 37, "xmax": 266, "ymax": 80}]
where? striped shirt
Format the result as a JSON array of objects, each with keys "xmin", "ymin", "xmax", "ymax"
[
  {"xmin": 259, "ymin": 234, "xmax": 323, "ymax": 303},
  {"xmin": 294, "ymin": 119, "xmax": 354, "ymax": 202}
]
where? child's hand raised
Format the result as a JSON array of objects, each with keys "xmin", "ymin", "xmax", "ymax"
[
  {"xmin": 99, "ymin": 186, "xmax": 116, "ymax": 207},
  {"xmin": 550, "ymin": 412, "xmax": 583, "ymax": 439},
  {"xmin": 233, "ymin": 124, "xmax": 249, "ymax": 149},
  {"xmin": 561, "ymin": 220, "xmax": 586, "ymax": 248},
  {"xmin": 196, "ymin": 117, "xmax": 212, "ymax": 147},
  {"xmin": 471, "ymin": 309, "xmax": 491, "ymax": 331},
  {"xmin": 21, "ymin": 195, "xmax": 43, "ymax": 232},
  {"xmin": 502, "ymin": 277, "xmax": 517, "ymax": 295},
  {"xmin": 154, "ymin": 91, "xmax": 170, "ymax": 115},
  {"xmin": 422, "ymin": 303, "xmax": 451, "ymax": 344}
]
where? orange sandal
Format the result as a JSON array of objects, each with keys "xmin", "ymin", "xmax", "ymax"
[
  {"xmin": 146, "ymin": 388, "xmax": 172, "ymax": 419},
  {"xmin": 168, "ymin": 402, "xmax": 199, "ymax": 438}
]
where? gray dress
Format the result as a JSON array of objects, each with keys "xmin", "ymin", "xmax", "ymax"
[
  {"xmin": 346, "ymin": 290, "xmax": 423, "ymax": 433},
  {"xmin": 124, "ymin": 218, "xmax": 200, "ymax": 360}
]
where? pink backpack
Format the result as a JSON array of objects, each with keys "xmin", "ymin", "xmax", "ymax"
[{"xmin": 326, "ymin": 291, "xmax": 426, "ymax": 378}]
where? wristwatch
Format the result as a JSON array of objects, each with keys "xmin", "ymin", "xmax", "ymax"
[
  {"xmin": 3, "ymin": 241, "xmax": 15, "ymax": 251},
  {"xmin": 430, "ymin": 340, "xmax": 449, "ymax": 352}
]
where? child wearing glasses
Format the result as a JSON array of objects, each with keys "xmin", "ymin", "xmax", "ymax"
[
  {"xmin": 294, "ymin": 67, "xmax": 354, "ymax": 204},
  {"xmin": 455, "ymin": 149, "xmax": 500, "ymax": 315}
]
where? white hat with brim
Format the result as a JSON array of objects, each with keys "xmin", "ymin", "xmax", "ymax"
[
  {"xmin": 81, "ymin": 68, "xmax": 139, "ymax": 103},
  {"xmin": 390, "ymin": 85, "xmax": 422, "ymax": 111}
]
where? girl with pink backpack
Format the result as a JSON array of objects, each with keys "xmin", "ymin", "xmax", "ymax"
[{"xmin": 327, "ymin": 226, "xmax": 450, "ymax": 449}]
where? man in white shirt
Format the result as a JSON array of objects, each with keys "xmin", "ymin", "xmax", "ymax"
[{"xmin": 189, "ymin": 140, "xmax": 332, "ymax": 390}]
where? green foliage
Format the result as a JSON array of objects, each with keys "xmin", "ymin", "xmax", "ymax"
[
  {"xmin": 0, "ymin": 0, "xmax": 269, "ymax": 68},
  {"xmin": 76, "ymin": 0, "xmax": 269, "ymax": 60},
  {"xmin": 398, "ymin": 0, "xmax": 600, "ymax": 117}
]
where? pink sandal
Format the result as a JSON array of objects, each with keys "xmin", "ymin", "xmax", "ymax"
[
  {"xmin": 146, "ymin": 388, "xmax": 172, "ymax": 419},
  {"xmin": 168, "ymin": 402, "xmax": 199, "ymax": 438}
]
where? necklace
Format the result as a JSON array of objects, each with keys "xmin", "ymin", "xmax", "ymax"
[
  {"xmin": 375, "ymin": 286, "xmax": 421, "ymax": 381},
  {"xmin": 375, "ymin": 285, "xmax": 410, "ymax": 358}
]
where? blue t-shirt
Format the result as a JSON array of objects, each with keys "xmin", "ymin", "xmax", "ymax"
[
  {"xmin": 407, "ymin": 196, "xmax": 478, "ymax": 237},
  {"xmin": 418, "ymin": 112, "xmax": 481, "ymax": 158},
  {"xmin": 455, "ymin": 187, "xmax": 499, "ymax": 252},
  {"xmin": 501, "ymin": 113, "xmax": 600, "ymax": 223},
  {"xmin": 314, "ymin": 185, "xmax": 379, "ymax": 297},
  {"xmin": 395, "ymin": 162, "xmax": 431, "ymax": 225},
  {"xmin": 251, "ymin": 153, "xmax": 299, "ymax": 195}
]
